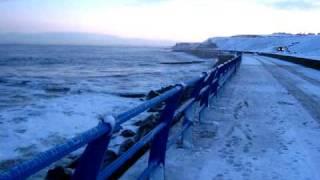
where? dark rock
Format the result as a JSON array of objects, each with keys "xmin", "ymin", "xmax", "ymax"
[
  {"xmin": 146, "ymin": 90, "xmax": 160, "ymax": 100},
  {"xmin": 146, "ymin": 86, "xmax": 175, "ymax": 112},
  {"xmin": 134, "ymin": 113, "xmax": 160, "ymax": 140},
  {"xmin": 46, "ymin": 166, "xmax": 71, "ymax": 180},
  {"xmin": 145, "ymin": 85, "xmax": 174, "ymax": 101},
  {"xmin": 119, "ymin": 138, "xmax": 135, "ymax": 154},
  {"xmin": 115, "ymin": 92, "xmax": 146, "ymax": 98},
  {"xmin": 103, "ymin": 150, "xmax": 118, "ymax": 165},
  {"xmin": 120, "ymin": 129, "xmax": 136, "ymax": 138},
  {"xmin": 156, "ymin": 85, "xmax": 174, "ymax": 94},
  {"xmin": 134, "ymin": 113, "xmax": 159, "ymax": 127}
]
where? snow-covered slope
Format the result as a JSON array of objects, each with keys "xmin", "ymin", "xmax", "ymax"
[{"xmin": 208, "ymin": 34, "xmax": 320, "ymax": 59}]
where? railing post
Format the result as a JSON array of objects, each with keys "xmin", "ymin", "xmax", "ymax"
[
  {"xmin": 180, "ymin": 105, "xmax": 194, "ymax": 149},
  {"xmin": 217, "ymin": 66, "xmax": 222, "ymax": 87},
  {"xmin": 198, "ymin": 70, "xmax": 216, "ymax": 123},
  {"xmin": 191, "ymin": 73, "xmax": 207, "ymax": 99},
  {"xmin": 72, "ymin": 115, "xmax": 115, "ymax": 180},
  {"xmin": 147, "ymin": 85, "xmax": 183, "ymax": 180},
  {"xmin": 231, "ymin": 59, "xmax": 235, "ymax": 75},
  {"xmin": 208, "ymin": 70, "xmax": 218, "ymax": 107},
  {"xmin": 204, "ymin": 70, "xmax": 216, "ymax": 107},
  {"xmin": 208, "ymin": 79, "xmax": 219, "ymax": 108},
  {"xmin": 190, "ymin": 73, "xmax": 206, "ymax": 123},
  {"xmin": 180, "ymin": 75, "xmax": 206, "ymax": 148}
]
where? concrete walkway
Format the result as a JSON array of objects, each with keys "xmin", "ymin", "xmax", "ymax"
[{"xmin": 124, "ymin": 54, "xmax": 320, "ymax": 180}]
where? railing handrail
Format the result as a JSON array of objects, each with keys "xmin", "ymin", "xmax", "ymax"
[
  {"xmin": 0, "ymin": 122, "xmax": 113, "ymax": 179},
  {"xmin": 0, "ymin": 54, "xmax": 242, "ymax": 180}
]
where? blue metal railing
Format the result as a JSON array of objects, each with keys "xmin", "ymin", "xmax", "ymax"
[
  {"xmin": 0, "ymin": 55, "xmax": 242, "ymax": 180},
  {"xmin": 221, "ymin": 49, "xmax": 320, "ymax": 70}
]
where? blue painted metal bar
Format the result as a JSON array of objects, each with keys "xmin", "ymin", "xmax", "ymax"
[
  {"xmin": 174, "ymin": 98, "xmax": 196, "ymax": 116},
  {"xmin": 191, "ymin": 73, "xmax": 206, "ymax": 98},
  {"xmin": 72, "ymin": 116, "xmax": 115, "ymax": 180},
  {"xmin": 167, "ymin": 121, "xmax": 192, "ymax": 148},
  {"xmin": 198, "ymin": 69, "xmax": 218, "ymax": 122},
  {"xmin": 98, "ymin": 122, "xmax": 166, "ymax": 179},
  {"xmin": 145, "ymin": 85, "xmax": 183, "ymax": 178},
  {"xmin": 72, "ymin": 130, "xmax": 112, "ymax": 180},
  {"xmin": 0, "ymin": 122, "xmax": 112, "ymax": 180},
  {"xmin": 137, "ymin": 121, "xmax": 192, "ymax": 180},
  {"xmin": 137, "ymin": 163, "xmax": 158, "ymax": 180},
  {"xmin": 115, "ymin": 86, "xmax": 182, "ymax": 130},
  {"xmin": 184, "ymin": 74, "xmax": 206, "ymax": 88}
]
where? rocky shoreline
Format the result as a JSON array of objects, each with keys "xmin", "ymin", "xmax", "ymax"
[{"xmin": 45, "ymin": 84, "xmax": 184, "ymax": 179}]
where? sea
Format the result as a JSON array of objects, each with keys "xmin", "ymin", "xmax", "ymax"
[{"xmin": 0, "ymin": 44, "xmax": 214, "ymax": 169}]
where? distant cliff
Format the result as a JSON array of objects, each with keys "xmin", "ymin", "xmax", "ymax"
[
  {"xmin": 172, "ymin": 41, "xmax": 224, "ymax": 59},
  {"xmin": 172, "ymin": 41, "xmax": 217, "ymax": 51}
]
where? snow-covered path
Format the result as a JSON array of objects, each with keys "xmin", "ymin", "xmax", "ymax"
[{"xmin": 125, "ymin": 54, "xmax": 320, "ymax": 180}]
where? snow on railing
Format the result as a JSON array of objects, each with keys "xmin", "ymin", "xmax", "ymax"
[{"xmin": 0, "ymin": 55, "xmax": 242, "ymax": 180}]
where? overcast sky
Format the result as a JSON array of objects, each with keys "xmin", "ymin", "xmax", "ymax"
[{"xmin": 0, "ymin": 0, "xmax": 320, "ymax": 42}]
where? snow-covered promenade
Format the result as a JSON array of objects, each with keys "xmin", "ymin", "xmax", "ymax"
[{"xmin": 125, "ymin": 54, "xmax": 320, "ymax": 180}]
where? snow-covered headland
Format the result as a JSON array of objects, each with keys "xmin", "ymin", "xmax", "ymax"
[{"xmin": 173, "ymin": 33, "xmax": 320, "ymax": 59}]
